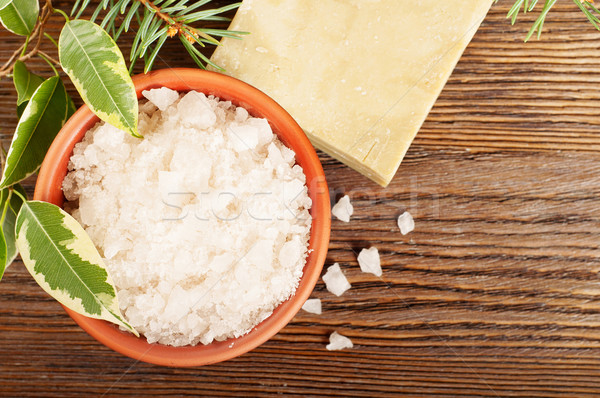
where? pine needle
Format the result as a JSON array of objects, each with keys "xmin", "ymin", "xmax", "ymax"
[{"xmin": 502, "ymin": 0, "xmax": 600, "ymax": 41}]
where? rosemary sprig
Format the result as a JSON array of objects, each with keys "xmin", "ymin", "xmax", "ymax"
[
  {"xmin": 504, "ymin": 0, "xmax": 600, "ymax": 41},
  {"xmin": 71, "ymin": 0, "xmax": 244, "ymax": 72}
]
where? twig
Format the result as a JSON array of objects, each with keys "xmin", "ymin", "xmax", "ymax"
[
  {"xmin": 37, "ymin": 50, "xmax": 60, "ymax": 66},
  {"xmin": 0, "ymin": 0, "xmax": 57, "ymax": 79},
  {"xmin": 137, "ymin": 0, "xmax": 205, "ymax": 43}
]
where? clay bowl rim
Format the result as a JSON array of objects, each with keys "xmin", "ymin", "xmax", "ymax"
[{"xmin": 33, "ymin": 68, "xmax": 331, "ymax": 367}]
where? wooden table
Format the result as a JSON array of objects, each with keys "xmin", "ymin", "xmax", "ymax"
[{"xmin": 1, "ymin": 1, "xmax": 600, "ymax": 396}]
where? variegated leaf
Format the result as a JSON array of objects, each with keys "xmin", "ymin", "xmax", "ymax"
[
  {"xmin": 0, "ymin": 229, "xmax": 6, "ymax": 280},
  {"xmin": 0, "ymin": 0, "xmax": 38, "ymax": 36},
  {"xmin": 0, "ymin": 184, "xmax": 26, "ymax": 279},
  {"xmin": 59, "ymin": 20, "xmax": 140, "ymax": 138},
  {"xmin": 15, "ymin": 201, "xmax": 138, "ymax": 336},
  {"xmin": 13, "ymin": 60, "xmax": 44, "ymax": 106},
  {"xmin": 0, "ymin": 76, "xmax": 74, "ymax": 189}
]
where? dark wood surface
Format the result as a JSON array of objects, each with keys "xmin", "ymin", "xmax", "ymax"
[{"xmin": 2, "ymin": 1, "xmax": 600, "ymax": 396}]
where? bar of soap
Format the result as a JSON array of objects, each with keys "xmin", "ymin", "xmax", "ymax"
[{"xmin": 211, "ymin": 0, "xmax": 492, "ymax": 186}]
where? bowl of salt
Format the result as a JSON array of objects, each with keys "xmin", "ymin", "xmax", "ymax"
[{"xmin": 34, "ymin": 68, "xmax": 331, "ymax": 367}]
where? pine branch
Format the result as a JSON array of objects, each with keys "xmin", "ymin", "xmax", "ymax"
[
  {"xmin": 503, "ymin": 0, "xmax": 600, "ymax": 41},
  {"xmin": 72, "ymin": 0, "xmax": 244, "ymax": 73}
]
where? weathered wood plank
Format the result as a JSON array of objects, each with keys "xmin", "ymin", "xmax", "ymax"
[{"xmin": 1, "ymin": 1, "xmax": 600, "ymax": 397}]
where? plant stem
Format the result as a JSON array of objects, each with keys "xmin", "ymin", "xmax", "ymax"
[
  {"xmin": 0, "ymin": 191, "xmax": 13, "ymax": 227},
  {"xmin": 44, "ymin": 32, "xmax": 59, "ymax": 48},
  {"xmin": 11, "ymin": 189, "xmax": 27, "ymax": 203},
  {"xmin": 20, "ymin": 36, "xmax": 30, "ymax": 58},
  {"xmin": 38, "ymin": 52, "xmax": 59, "ymax": 76},
  {"xmin": 53, "ymin": 8, "xmax": 70, "ymax": 22}
]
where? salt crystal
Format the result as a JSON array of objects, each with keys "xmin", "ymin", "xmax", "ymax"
[
  {"xmin": 142, "ymin": 87, "xmax": 179, "ymax": 111},
  {"xmin": 279, "ymin": 237, "xmax": 301, "ymax": 269},
  {"xmin": 331, "ymin": 195, "xmax": 353, "ymax": 222},
  {"xmin": 322, "ymin": 263, "xmax": 351, "ymax": 296},
  {"xmin": 397, "ymin": 211, "xmax": 415, "ymax": 235},
  {"xmin": 177, "ymin": 91, "xmax": 217, "ymax": 129},
  {"xmin": 357, "ymin": 247, "xmax": 382, "ymax": 277},
  {"xmin": 209, "ymin": 253, "xmax": 235, "ymax": 274},
  {"xmin": 235, "ymin": 106, "xmax": 249, "ymax": 122},
  {"xmin": 246, "ymin": 240, "xmax": 274, "ymax": 270},
  {"xmin": 301, "ymin": 298, "xmax": 322, "ymax": 314},
  {"xmin": 326, "ymin": 331, "xmax": 353, "ymax": 351},
  {"xmin": 229, "ymin": 124, "xmax": 260, "ymax": 152},
  {"xmin": 158, "ymin": 171, "xmax": 186, "ymax": 207}
]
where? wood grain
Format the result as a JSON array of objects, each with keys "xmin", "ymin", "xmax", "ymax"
[{"xmin": 2, "ymin": 1, "xmax": 600, "ymax": 396}]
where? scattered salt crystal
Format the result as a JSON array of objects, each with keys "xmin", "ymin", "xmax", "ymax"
[
  {"xmin": 142, "ymin": 87, "xmax": 179, "ymax": 111},
  {"xmin": 326, "ymin": 331, "xmax": 353, "ymax": 351},
  {"xmin": 397, "ymin": 211, "xmax": 415, "ymax": 235},
  {"xmin": 62, "ymin": 89, "xmax": 312, "ymax": 347},
  {"xmin": 322, "ymin": 263, "xmax": 351, "ymax": 296},
  {"xmin": 357, "ymin": 247, "xmax": 382, "ymax": 277},
  {"xmin": 301, "ymin": 298, "xmax": 322, "ymax": 315},
  {"xmin": 331, "ymin": 195, "xmax": 353, "ymax": 222}
]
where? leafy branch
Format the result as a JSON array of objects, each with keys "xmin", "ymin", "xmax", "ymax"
[
  {"xmin": 0, "ymin": 0, "xmax": 59, "ymax": 79},
  {"xmin": 0, "ymin": 0, "xmax": 157, "ymax": 333},
  {"xmin": 504, "ymin": 0, "xmax": 600, "ymax": 41}
]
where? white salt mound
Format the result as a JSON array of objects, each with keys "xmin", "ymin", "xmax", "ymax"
[
  {"xmin": 357, "ymin": 247, "xmax": 382, "ymax": 277},
  {"xmin": 301, "ymin": 298, "xmax": 322, "ymax": 315},
  {"xmin": 322, "ymin": 263, "xmax": 351, "ymax": 297},
  {"xmin": 326, "ymin": 331, "xmax": 353, "ymax": 351},
  {"xmin": 331, "ymin": 195, "xmax": 353, "ymax": 222},
  {"xmin": 398, "ymin": 211, "xmax": 414, "ymax": 235},
  {"xmin": 63, "ymin": 87, "xmax": 312, "ymax": 347}
]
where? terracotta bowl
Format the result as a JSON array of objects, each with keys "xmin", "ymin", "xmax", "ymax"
[{"xmin": 34, "ymin": 68, "xmax": 331, "ymax": 367}]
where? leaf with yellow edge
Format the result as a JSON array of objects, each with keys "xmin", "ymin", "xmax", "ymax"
[
  {"xmin": 0, "ymin": 0, "xmax": 38, "ymax": 36},
  {"xmin": 59, "ymin": 20, "xmax": 140, "ymax": 138},
  {"xmin": 15, "ymin": 200, "xmax": 138, "ymax": 336},
  {"xmin": 0, "ymin": 76, "xmax": 74, "ymax": 189},
  {"xmin": 0, "ymin": 184, "xmax": 26, "ymax": 280},
  {"xmin": 13, "ymin": 61, "xmax": 44, "ymax": 106}
]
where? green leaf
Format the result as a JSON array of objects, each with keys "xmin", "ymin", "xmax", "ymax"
[
  {"xmin": 0, "ymin": 0, "xmax": 39, "ymax": 36},
  {"xmin": 0, "ymin": 184, "xmax": 26, "ymax": 279},
  {"xmin": 12, "ymin": 60, "xmax": 44, "ymax": 106},
  {"xmin": 59, "ymin": 20, "xmax": 139, "ymax": 138},
  {"xmin": 0, "ymin": 231, "xmax": 6, "ymax": 280},
  {"xmin": 0, "ymin": 76, "xmax": 74, "ymax": 189},
  {"xmin": 15, "ymin": 201, "xmax": 138, "ymax": 336},
  {"xmin": 16, "ymin": 101, "xmax": 26, "ymax": 118}
]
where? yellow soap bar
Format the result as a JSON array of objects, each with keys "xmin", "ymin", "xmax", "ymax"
[{"xmin": 211, "ymin": 0, "xmax": 493, "ymax": 186}]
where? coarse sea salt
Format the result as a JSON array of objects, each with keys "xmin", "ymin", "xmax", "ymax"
[
  {"xmin": 398, "ymin": 211, "xmax": 414, "ymax": 235},
  {"xmin": 331, "ymin": 195, "xmax": 353, "ymax": 222},
  {"xmin": 322, "ymin": 263, "xmax": 351, "ymax": 297},
  {"xmin": 357, "ymin": 247, "xmax": 382, "ymax": 277},
  {"xmin": 301, "ymin": 298, "xmax": 322, "ymax": 315},
  {"xmin": 62, "ymin": 87, "xmax": 312, "ymax": 347},
  {"xmin": 326, "ymin": 331, "xmax": 353, "ymax": 351}
]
